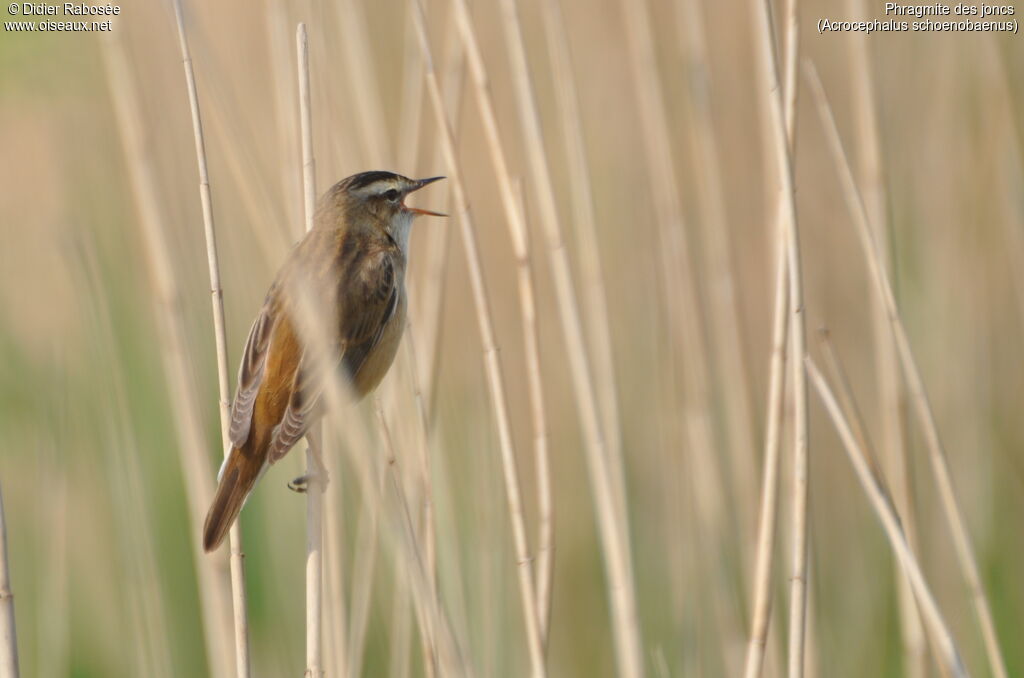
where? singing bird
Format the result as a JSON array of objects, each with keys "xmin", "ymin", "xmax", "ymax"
[{"xmin": 203, "ymin": 171, "xmax": 444, "ymax": 552}]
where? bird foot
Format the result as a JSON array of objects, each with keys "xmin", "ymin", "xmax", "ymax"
[
  {"xmin": 287, "ymin": 475, "xmax": 311, "ymax": 493},
  {"xmin": 289, "ymin": 435, "xmax": 329, "ymax": 493},
  {"xmin": 288, "ymin": 468, "xmax": 329, "ymax": 493}
]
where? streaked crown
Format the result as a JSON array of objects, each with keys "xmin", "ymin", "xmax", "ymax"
[{"xmin": 342, "ymin": 170, "xmax": 421, "ymax": 199}]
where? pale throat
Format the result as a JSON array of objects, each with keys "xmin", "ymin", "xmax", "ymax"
[{"xmin": 390, "ymin": 210, "xmax": 415, "ymax": 254}]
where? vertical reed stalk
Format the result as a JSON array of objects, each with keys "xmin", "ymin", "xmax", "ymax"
[
  {"xmin": 192, "ymin": 83, "xmax": 293, "ymax": 261},
  {"xmin": 303, "ymin": 345, "xmax": 465, "ymax": 676},
  {"xmin": 297, "ymin": 23, "xmax": 325, "ymax": 678},
  {"xmin": 374, "ymin": 399, "xmax": 439, "ymax": 676},
  {"xmin": 267, "ymin": 0, "xmax": 301, "ymax": 239},
  {"xmin": 817, "ymin": 330, "xmax": 886, "ymax": 489},
  {"xmin": 493, "ymin": 1, "xmax": 643, "ymax": 670},
  {"xmin": 372, "ymin": 406, "xmax": 466, "ymax": 677},
  {"xmin": 615, "ymin": 3, "xmax": 750, "ymax": 667},
  {"xmin": 450, "ymin": 0, "xmax": 639, "ymax": 667},
  {"xmin": 842, "ymin": 4, "xmax": 924, "ymax": 673},
  {"xmin": 170, "ymin": 5, "xmax": 252, "ymax": 675},
  {"xmin": 805, "ymin": 358, "xmax": 967, "ymax": 678},
  {"xmin": 676, "ymin": 0, "xmax": 759, "ymax": 534},
  {"xmin": 617, "ymin": 0, "xmax": 727, "ymax": 554},
  {"xmin": 508, "ymin": 177, "xmax": 554, "ymax": 643},
  {"xmin": 807, "ymin": 65, "xmax": 1008, "ymax": 678},
  {"xmin": 742, "ymin": 192, "xmax": 790, "ymax": 678},
  {"xmin": 815, "ymin": 328, "xmax": 962, "ymax": 674},
  {"xmin": 399, "ymin": 333, "xmax": 442, "ymax": 677},
  {"xmin": 398, "ymin": 5, "xmax": 425, "ymax": 173},
  {"xmin": 78, "ymin": 245, "xmax": 176, "ymax": 678},
  {"xmin": 0, "ymin": 486, "xmax": 19, "ymax": 678},
  {"xmin": 538, "ymin": 0, "xmax": 626, "ymax": 528},
  {"xmin": 323, "ymin": 479, "xmax": 349, "ymax": 678},
  {"xmin": 743, "ymin": 1, "xmax": 800, "ymax": 674},
  {"xmin": 750, "ymin": 0, "xmax": 810, "ymax": 675},
  {"xmin": 331, "ymin": 0, "xmax": 391, "ymax": 164},
  {"xmin": 266, "ymin": 17, "xmax": 352, "ymax": 678},
  {"xmin": 298, "ymin": 24, "xmax": 316, "ymax": 232},
  {"xmin": 409, "ymin": 3, "xmax": 465, "ymax": 420},
  {"xmin": 346, "ymin": 447, "xmax": 385, "ymax": 678},
  {"xmin": 325, "ymin": 2, "xmax": 446, "ymax": 668},
  {"xmin": 411, "ymin": 1, "xmax": 547, "ymax": 674},
  {"xmin": 102, "ymin": 32, "xmax": 236, "ymax": 678}
]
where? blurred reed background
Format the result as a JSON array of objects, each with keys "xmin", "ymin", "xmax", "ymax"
[{"xmin": 0, "ymin": 0, "xmax": 1022, "ymax": 676}]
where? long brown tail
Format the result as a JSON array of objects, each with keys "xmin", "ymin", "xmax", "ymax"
[{"xmin": 203, "ymin": 447, "xmax": 264, "ymax": 552}]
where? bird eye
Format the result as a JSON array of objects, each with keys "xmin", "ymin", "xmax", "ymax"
[{"xmin": 383, "ymin": 189, "xmax": 400, "ymax": 202}]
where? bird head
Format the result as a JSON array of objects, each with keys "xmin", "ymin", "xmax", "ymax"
[{"xmin": 320, "ymin": 171, "xmax": 445, "ymax": 250}]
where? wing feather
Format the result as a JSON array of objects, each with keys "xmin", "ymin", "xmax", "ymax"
[
  {"xmin": 342, "ymin": 255, "xmax": 399, "ymax": 381},
  {"xmin": 267, "ymin": 349, "xmax": 330, "ymax": 463},
  {"xmin": 266, "ymin": 248, "xmax": 399, "ymax": 463},
  {"xmin": 228, "ymin": 299, "xmax": 275, "ymax": 449}
]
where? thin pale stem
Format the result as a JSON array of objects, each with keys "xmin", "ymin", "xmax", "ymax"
[
  {"xmin": 676, "ymin": 0, "xmax": 759, "ymax": 543},
  {"xmin": 841, "ymin": 4, "xmax": 924, "ymax": 673},
  {"xmin": 102, "ymin": 32, "xmax": 236, "ymax": 678},
  {"xmin": 394, "ymin": 333, "xmax": 441, "ymax": 678},
  {"xmin": 817, "ymin": 329, "xmax": 956, "ymax": 673},
  {"xmin": 538, "ymin": 0, "xmax": 625, "ymax": 540},
  {"xmin": 75, "ymin": 244, "xmax": 177, "ymax": 678},
  {"xmin": 267, "ymin": 0, "xmax": 301, "ymax": 240},
  {"xmin": 465, "ymin": 0, "xmax": 643, "ymax": 669},
  {"xmin": 743, "ymin": 221, "xmax": 790, "ymax": 678},
  {"xmin": 743, "ymin": 1, "xmax": 800, "ymax": 673},
  {"xmin": 304, "ymin": 428, "xmax": 326, "ymax": 678},
  {"xmin": 409, "ymin": 2, "xmax": 464, "ymax": 421},
  {"xmin": 339, "ymin": 5, "xmax": 452, "ymax": 673},
  {"xmin": 818, "ymin": 330, "xmax": 887, "ymax": 492},
  {"xmin": 749, "ymin": 1, "xmax": 811, "ymax": 675},
  {"xmin": 398, "ymin": 4, "xmax": 425, "ymax": 173},
  {"xmin": 298, "ymin": 24, "xmax": 316, "ymax": 233},
  {"xmin": 374, "ymin": 399, "xmax": 439, "ymax": 677},
  {"xmin": 807, "ymin": 64, "xmax": 1008, "ymax": 678},
  {"xmin": 508, "ymin": 177, "xmax": 554, "ymax": 644},
  {"xmin": 310, "ymin": 359, "xmax": 466, "ymax": 675},
  {"xmin": 331, "ymin": 0, "xmax": 390, "ymax": 164},
  {"xmin": 296, "ymin": 23, "xmax": 325, "ymax": 678},
  {"xmin": 617, "ymin": 0, "xmax": 749, "ymax": 669},
  {"xmin": 346, "ymin": 451, "xmax": 384, "ymax": 678},
  {"xmin": 411, "ymin": 1, "xmax": 547, "ymax": 674},
  {"xmin": 170, "ymin": 4, "xmax": 251, "ymax": 675},
  {"xmin": 323, "ymin": 463, "xmax": 350, "ymax": 677},
  {"xmin": 617, "ymin": 0, "xmax": 727, "ymax": 558},
  {"xmin": 805, "ymin": 359, "xmax": 967, "ymax": 678}
]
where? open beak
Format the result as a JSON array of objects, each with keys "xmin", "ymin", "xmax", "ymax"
[{"xmin": 404, "ymin": 176, "xmax": 447, "ymax": 217}]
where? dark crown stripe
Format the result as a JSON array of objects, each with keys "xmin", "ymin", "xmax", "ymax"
[{"xmin": 346, "ymin": 170, "xmax": 401, "ymax": 191}]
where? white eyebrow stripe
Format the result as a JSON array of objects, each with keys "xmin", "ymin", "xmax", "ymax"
[{"xmin": 355, "ymin": 179, "xmax": 402, "ymax": 196}]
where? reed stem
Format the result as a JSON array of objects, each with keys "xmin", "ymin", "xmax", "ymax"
[
  {"xmin": 805, "ymin": 358, "xmax": 967, "ymax": 678},
  {"xmin": 170, "ymin": 4, "xmax": 252, "ymax": 674},
  {"xmin": 296, "ymin": 23, "xmax": 325, "ymax": 678},
  {"xmin": 412, "ymin": 1, "xmax": 547, "ymax": 673},
  {"xmin": 743, "ymin": 0, "xmax": 802, "ymax": 673},
  {"xmin": 807, "ymin": 64, "xmax": 1008, "ymax": 678}
]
